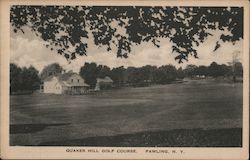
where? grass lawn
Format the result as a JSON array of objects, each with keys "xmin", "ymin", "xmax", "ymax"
[{"xmin": 10, "ymin": 79, "xmax": 243, "ymax": 146}]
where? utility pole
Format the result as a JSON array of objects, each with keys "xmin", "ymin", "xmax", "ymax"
[{"xmin": 231, "ymin": 50, "xmax": 240, "ymax": 83}]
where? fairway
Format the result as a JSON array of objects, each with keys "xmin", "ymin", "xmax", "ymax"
[{"xmin": 10, "ymin": 79, "xmax": 243, "ymax": 146}]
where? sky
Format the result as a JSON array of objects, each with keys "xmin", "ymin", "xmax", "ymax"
[{"xmin": 10, "ymin": 26, "xmax": 243, "ymax": 73}]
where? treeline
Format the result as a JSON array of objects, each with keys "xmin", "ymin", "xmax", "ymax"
[
  {"xmin": 79, "ymin": 61, "xmax": 243, "ymax": 88},
  {"xmin": 80, "ymin": 63, "xmax": 181, "ymax": 88},
  {"xmin": 10, "ymin": 61, "xmax": 243, "ymax": 94},
  {"xmin": 10, "ymin": 63, "xmax": 40, "ymax": 94},
  {"xmin": 184, "ymin": 62, "xmax": 243, "ymax": 78}
]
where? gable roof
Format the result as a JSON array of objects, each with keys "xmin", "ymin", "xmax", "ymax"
[
  {"xmin": 58, "ymin": 72, "xmax": 78, "ymax": 81},
  {"xmin": 44, "ymin": 72, "xmax": 89, "ymax": 87},
  {"xmin": 44, "ymin": 72, "xmax": 78, "ymax": 82},
  {"xmin": 97, "ymin": 76, "xmax": 113, "ymax": 83},
  {"xmin": 57, "ymin": 80, "xmax": 89, "ymax": 87},
  {"xmin": 43, "ymin": 75, "xmax": 58, "ymax": 82}
]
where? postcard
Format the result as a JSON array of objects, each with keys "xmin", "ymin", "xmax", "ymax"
[{"xmin": 0, "ymin": 0, "xmax": 249, "ymax": 159}]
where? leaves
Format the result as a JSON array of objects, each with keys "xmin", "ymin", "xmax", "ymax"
[
  {"xmin": 10, "ymin": 63, "xmax": 40, "ymax": 93},
  {"xmin": 213, "ymin": 41, "xmax": 221, "ymax": 52},
  {"xmin": 10, "ymin": 6, "xmax": 243, "ymax": 63}
]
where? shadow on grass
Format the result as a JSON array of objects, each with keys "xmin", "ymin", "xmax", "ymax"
[
  {"xmin": 10, "ymin": 123, "xmax": 71, "ymax": 134},
  {"xmin": 39, "ymin": 128, "xmax": 242, "ymax": 147}
]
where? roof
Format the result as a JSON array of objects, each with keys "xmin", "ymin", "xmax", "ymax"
[
  {"xmin": 43, "ymin": 72, "xmax": 89, "ymax": 87},
  {"xmin": 97, "ymin": 76, "xmax": 113, "ymax": 83},
  {"xmin": 58, "ymin": 81, "xmax": 70, "ymax": 87},
  {"xmin": 58, "ymin": 72, "xmax": 78, "ymax": 81},
  {"xmin": 43, "ymin": 75, "xmax": 55, "ymax": 82},
  {"xmin": 43, "ymin": 74, "xmax": 61, "ymax": 82},
  {"xmin": 58, "ymin": 81, "xmax": 89, "ymax": 87},
  {"xmin": 44, "ymin": 72, "xmax": 78, "ymax": 82},
  {"xmin": 69, "ymin": 82, "xmax": 89, "ymax": 87}
]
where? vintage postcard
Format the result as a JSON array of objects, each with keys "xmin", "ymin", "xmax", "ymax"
[{"xmin": 0, "ymin": 0, "xmax": 249, "ymax": 159}]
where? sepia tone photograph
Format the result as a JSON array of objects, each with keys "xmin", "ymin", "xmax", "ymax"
[{"xmin": 1, "ymin": 0, "xmax": 249, "ymax": 159}]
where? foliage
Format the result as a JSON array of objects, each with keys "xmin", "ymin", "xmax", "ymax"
[
  {"xmin": 183, "ymin": 62, "xmax": 243, "ymax": 78},
  {"xmin": 79, "ymin": 63, "xmax": 118, "ymax": 88},
  {"xmin": 195, "ymin": 65, "xmax": 209, "ymax": 76},
  {"xmin": 208, "ymin": 62, "xmax": 231, "ymax": 77},
  {"xmin": 10, "ymin": 63, "xmax": 40, "ymax": 93},
  {"xmin": 10, "ymin": 61, "xmax": 243, "ymax": 94},
  {"xmin": 122, "ymin": 65, "xmax": 156, "ymax": 86},
  {"xmin": 183, "ymin": 64, "xmax": 198, "ymax": 77},
  {"xmin": 10, "ymin": 6, "xmax": 243, "ymax": 63},
  {"xmin": 234, "ymin": 62, "xmax": 243, "ymax": 76},
  {"xmin": 123, "ymin": 67, "xmax": 139, "ymax": 84},
  {"xmin": 40, "ymin": 63, "xmax": 63, "ymax": 81},
  {"xmin": 79, "ymin": 62, "xmax": 102, "ymax": 87},
  {"xmin": 79, "ymin": 61, "xmax": 243, "ymax": 88},
  {"xmin": 176, "ymin": 67, "xmax": 185, "ymax": 79},
  {"xmin": 98, "ymin": 65, "xmax": 111, "ymax": 78},
  {"xmin": 110, "ymin": 66, "xmax": 126, "ymax": 86},
  {"xmin": 139, "ymin": 65, "xmax": 158, "ymax": 83},
  {"xmin": 155, "ymin": 65, "xmax": 177, "ymax": 84},
  {"xmin": 10, "ymin": 63, "xmax": 22, "ymax": 93}
]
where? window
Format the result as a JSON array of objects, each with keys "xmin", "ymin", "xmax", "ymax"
[
  {"xmin": 78, "ymin": 79, "xmax": 79, "ymax": 83},
  {"xmin": 71, "ymin": 79, "xmax": 73, "ymax": 83}
]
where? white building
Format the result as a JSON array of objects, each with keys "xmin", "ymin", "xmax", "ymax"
[
  {"xmin": 95, "ymin": 76, "xmax": 114, "ymax": 91},
  {"xmin": 41, "ymin": 72, "xmax": 89, "ymax": 94}
]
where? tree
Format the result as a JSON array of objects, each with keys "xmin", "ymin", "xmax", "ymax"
[
  {"xmin": 10, "ymin": 6, "xmax": 243, "ymax": 63},
  {"xmin": 20, "ymin": 66, "xmax": 41, "ymax": 91},
  {"xmin": 220, "ymin": 64, "xmax": 232, "ymax": 77},
  {"xmin": 208, "ymin": 62, "xmax": 219, "ymax": 77},
  {"xmin": 155, "ymin": 65, "xmax": 177, "ymax": 84},
  {"xmin": 110, "ymin": 66, "xmax": 126, "ymax": 86},
  {"xmin": 138, "ymin": 65, "xmax": 158, "ymax": 83},
  {"xmin": 147, "ymin": 65, "xmax": 158, "ymax": 83},
  {"xmin": 207, "ymin": 62, "xmax": 232, "ymax": 77},
  {"xmin": 195, "ymin": 65, "xmax": 209, "ymax": 76},
  {"xmin": 208, "ymin": 62, "xmax": 225, "ymax": 77},
  {"xmin": 79, "ymin": 62, "xmax": 100, "ymax": 88},
  {"xmin": 40, "ymin": 63, "xmax": 63, "ymax": 81},
  {"xmin": 10, "ymin": 63, "xmax": 22, "ymax": 93},
  {"xmin": 10, "ymin": 64, "xmax": 41, "ymax": 93},
  {"xmin": 98, "ymin": 65, "xmax": 111, "ymax": 78},
  {"xmin": 184, "ymin": 64, "xmax": 198, "ymax": 77},
  {"xmin": 10, "ymin": 63, "xmax": 40, "ymax": 93},
  {"xmin": 176, "ymin": 67, "xmax": 185, "ymax": 79},
  {"xmin": 234, "ymin": 62, "xmax": 243, "ymax": 77},
  {"xmin": 123, "ymin": 67, "xmax": 139, "ymax": 85}
]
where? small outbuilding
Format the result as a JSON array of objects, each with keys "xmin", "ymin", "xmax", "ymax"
[{"xmin": 95, "ymin": 76, "xmax": 114, "ymax": 91}]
